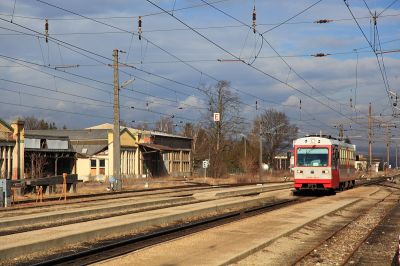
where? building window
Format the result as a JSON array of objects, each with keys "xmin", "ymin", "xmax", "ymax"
[
  {"xmin": 90, "ymin": 159, "xmax": 96, "ymax": 176},
  {"xmin": 40, "ymin": 139, "xmax": 47, "ymax": 149},
  {"xmin": 99, "ymin": 159, "xmax": 105, "ymax": 175}
]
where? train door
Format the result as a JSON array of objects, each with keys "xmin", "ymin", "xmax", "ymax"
[{"xmin": 331, "ymin": 145, "xmax": 340, "ymax": 188}]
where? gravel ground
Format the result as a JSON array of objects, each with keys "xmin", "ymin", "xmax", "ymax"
[
  {"xmin": 298, "ymin": 189, "xmax": 399, "ymax": 266},
  {"xmin": 231, "ymin": 187, "xmax": 399, "ymax": 266},
  {"xmin": 346, "ymin": 191, "xmax": 400, "ymax": 265}
]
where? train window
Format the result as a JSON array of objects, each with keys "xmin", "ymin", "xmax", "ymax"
[{"xmin": 296, "ymin": 148, "xmax": 328, "ymax": 167}]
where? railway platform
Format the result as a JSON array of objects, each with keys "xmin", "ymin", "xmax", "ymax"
[{"xmin": 0, "ymin": 183, "xmax": 290, "ymax": 262}]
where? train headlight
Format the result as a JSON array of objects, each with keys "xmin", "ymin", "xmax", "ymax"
[
  {"xmin": 322, "ymin": 170, "xmax": 329, "ymax": 174},
  {"xmin": 296, "ymin": 170, "xmax": 303, "ymax": 173}
]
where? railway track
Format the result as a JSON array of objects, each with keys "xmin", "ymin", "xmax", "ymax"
[
  {"xmin": 342, "ymin": 194, "xmax": 400, "ymax": 265},
  {"xmin": 3, "ymin": 179, "xmax": 395, "ymax": 265},
  {"xmin": 4, "ymin": 183, "xmax": 211, "ymax": 210},
  {"xmin": 5, "ymin": 181, "xmax": 293, "ymax": 211},
  {"xmin": 292, "ymin": 188, "xmax": 399, "ymax": 265},
  {"xmin": 26, "ymin": 197, "xmax": 313, "ymax": 266}
]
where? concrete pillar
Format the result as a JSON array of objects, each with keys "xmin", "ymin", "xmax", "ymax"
[
  {"xmin": 129, "ymin": 151, "xmax": 134, "ymax": 175},
  {"xmin": 189, "ymin": 151, "xmax": 192, "ymax": 175},
  {"xmin": 126, "ymin": 151, "xmax": 129, "ymax": 175},
  {"xmin": 7, "ymin": 147, "xmax": 12, "ymax": 179},
  {"xmin": 120, "ymin": 151, "xmax": 123, "ymax": 175},
  {"xmin": 129, "ymin": 151, "xmax": 132, "ymax": 175},
  {"xmin": 122, "ymin": 151, "xmax": 126, "ymax": 175},
  {"xmin": 180, "ymin": 150, "xmax": 183, "ymax": 173},
  {"xmin": 125, "ymin": 151, "xmax": 128, "ymax": 175},
  {"xmin": 1, "ymin": 147, "xmax": 5, "ymax": 178},
  {"xmin": 96, "ymin": 158, "xmax": 99, "ymax": 176},
  {"xmin": 139, "ymin": 151, "xmax": 143, "ymax": 176},
  {"xmin": 11, "ymin": 120, "xmax": 24, "ymax": 180},
  {"xmin": 135, "ymin": 148, "xmax": 140, "ymax": 177}
]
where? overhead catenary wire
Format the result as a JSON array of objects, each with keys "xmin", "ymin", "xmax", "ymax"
[
  {"xmin": 148, "ymin": 0, "xmax": 370, "ymax": 130},
  {"xmin": 378, "ymin": 0, "xmax": 399, "ymax": 16},
  {"xmin": 9, "ymin": 0, "xmax": 397, "ymax": 122},
  {"xmin": 0, "ymin": 78, "xmax": 198, "ymax": 122},
  {"xmin": 29, "ymin": 0, "xmax": 378, "ymax": 120},
  {"xmin": 344, "ymin": 1, "xmax": 394, "ymax": 116},
  {"xmin": 0, "ymin": 18, "xmax": 278, "ymax": 127},
  {"xmin": 4, "ymin": 3, "xmax": 269, "ymax": 113},
  {"xmin": 199, "ymin": 0, "xmax": 360, "ymax": 116},
  {"xmin": 0, "ymin": 0, "xmax": 382, "ymax": 135},
  {"xmin": 28, "ymin": 0, "xmax": 370, "ymax": 135},
  {"xmin": 199, "ymin": 0, "xmax": 357, "ymax": 114}
]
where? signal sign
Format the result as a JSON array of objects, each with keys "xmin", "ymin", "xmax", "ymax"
[{"xmin": 213, "ymin": 113, "xmax": 220, "ymax": 122}]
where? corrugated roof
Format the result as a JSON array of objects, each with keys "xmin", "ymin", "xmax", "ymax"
[
  {"xmin": 139, "ymin": 143, "xmax": 179, "ymax": 151},
  {"xmin": 86, "ymin": 123, "xmax": 192, "ymax": 140},
  {"xmin": 0, "ymin": 118, "xmax": 13, "ymax": 132},
  {"xmin": 73, "ymin": 144, "xmax": 107, "ymax": 156},
  {"xmin": 26, "ymin": 129, "xmax": 109, "ymax": 140}
]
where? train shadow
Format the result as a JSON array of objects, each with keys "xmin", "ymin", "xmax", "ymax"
[{"xmin": 292, "ymin": 189, "xmax": 336, "ymax": 197}]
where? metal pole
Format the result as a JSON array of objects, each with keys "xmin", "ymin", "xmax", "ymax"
[
  {"xmin": 396, "ymin": 143, "xmax": 398, "ymax": 169},
  {"xmin": 244, "ymin": 137, "xmax": 247, "ymax": 159},
  {"xmin": 386, "ymin": 124, "xmax": 390, "ymax": 167},
  {"xmin": 368, "ymin": 103, "xmax": 372, "ymax": 171},
  {"xmin": 113, "ymin": 49, "xmax": 121, "ymax": 190}
]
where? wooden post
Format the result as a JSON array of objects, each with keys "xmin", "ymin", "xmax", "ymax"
[
  {"xmin": 36, "ymin": 186, "xmax": 43, "ymax": 203},
  {"xmin": 63, "ymin": 173, "xmax": 67, "ymax": 201},
  {"xmin": 59, "ymin": 173, "xmax": 67, "ymax": 201}
]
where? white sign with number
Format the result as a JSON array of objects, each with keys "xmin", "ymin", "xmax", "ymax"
[
  {"xmin": 202, "ymin": 160, "xmax": 209, "ymax": 168},
  {"xmin": 213, "ymin": 113, "xmax": 220, "ymax": 122}
]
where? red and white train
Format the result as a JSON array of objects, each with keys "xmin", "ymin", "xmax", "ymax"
[{"xmin": 293, "ymin": 135, "xmax": 358, "ymax": 193}]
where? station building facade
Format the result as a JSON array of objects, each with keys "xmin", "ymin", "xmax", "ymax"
[{"xmin": 0, "ymin": 119, "xmax": 192, "ymax": 181}]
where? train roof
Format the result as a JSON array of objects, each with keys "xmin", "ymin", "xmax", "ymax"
[{"xmin": 293, "ymin": 136, "xmax": 356, "ymax": 150}]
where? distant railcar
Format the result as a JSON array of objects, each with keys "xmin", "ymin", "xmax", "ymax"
[{"xmin": 293, "ymin": 135, "xmax": 357, "ymax": 193}]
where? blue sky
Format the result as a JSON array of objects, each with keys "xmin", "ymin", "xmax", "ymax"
[{"xmin": 0, "ymin": 0, "xmax": 400, "ymax": 160}]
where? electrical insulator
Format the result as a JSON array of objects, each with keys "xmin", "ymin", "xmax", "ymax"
[
  {"xmin": 314, "ymin": 19, "xmax": 333, "ymax": 24},
  {"xmin": 312, "ymin": 53, "xmax": 330, "ymax": 57},
  {"xmin": 350, "ymin": 98, "xmax": 353, "ymax": 108},
  {"xmin": 138, "ymin": 16, "xmax": 142, "ymax": 40},
  {"xmin": 255, "ymin": 100, "xmax": 258, "ymax": 110},
  {"xmin": 252, "ymin": 6, "xmax": 256, "ymax": 34},
  {"xmin": 299, "ymin": 99, "xmax": 302, "ymax": 110},
  {"xmin": 45, "ymin": 18, "xmax": 49, "ymax": 43}
]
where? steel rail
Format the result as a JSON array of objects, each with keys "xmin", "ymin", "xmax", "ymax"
[{"xmin": 27, "ymin": 198, "xmax": 308, "ymax": 266}]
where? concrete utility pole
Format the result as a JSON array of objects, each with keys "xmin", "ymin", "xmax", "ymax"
[
  {"xmin": 368, "ymin": 103, "xmax": 372, "ymax": 169},
  {"xmin": 113, "ymin": 49, "xmax": 121, "ymax": 190},
  {"xmin": 244, "ymin": 137, "xmax": 247, "ymax": 159},
  {"xmin": 216, "ymin": 87, "xmax": 222, "ymax": 152},
  {"xmin": 385, "ymin": 124, "xmax": 391, "ymax": 165},
  {"xmin": 336, "ymin": 124, "xmax": 344, "ymax": 141},
  {"xmin": 259, "ymin": 121, "xmax": 263, "ymax": 180},
  {"xmin": 396, "ymin": 142, "xmax": 398, "ymax": 169}
]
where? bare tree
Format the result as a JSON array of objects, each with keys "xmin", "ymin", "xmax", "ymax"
[
  {"xmin": 134, "ymin": 122, "xmax": 150, "ymax": 130},
  {"xmin": 253, "ymin": 109, "xmax": 298, "ymax": 169},
  {"xmin": 203, "ymin": 80, "xmax": 244, "ymax": 177},
  {"xmin": 26, "ymin": 152, "xmax": 48, "ymax": 178},
  {"xmin": 155, "ymin": 116, "xmax": 175, "ymax": 134},
  {"xmin": 181, "ymin": 122, "xmax": 210, "ymax": 164},
  {"xmin": 22, "ymin": 116, "xmax": 57, "ymax": 130}
]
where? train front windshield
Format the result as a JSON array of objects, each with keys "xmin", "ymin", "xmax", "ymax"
[{"xmin": 296, "ymin": 148, "xmax": 328, "ymax": 167}]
